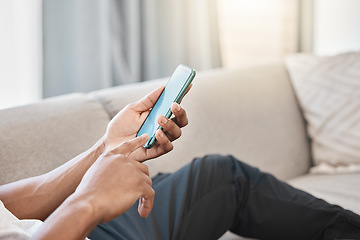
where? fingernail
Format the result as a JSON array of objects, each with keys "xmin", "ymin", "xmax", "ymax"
[
  {"xmin": 139, "ymin": 134, "xmax": 147, "ymax": 139},
  {"xmin": 175, "ymin": 103, "xmax": 181, "ymax": 112},
  {"xmin": 158, "ymin": 130, "xmax": 164, "ymax": 138},
  {"xmin": 160, "ymin": 117, "xmax": 167, "ymax": 125}
]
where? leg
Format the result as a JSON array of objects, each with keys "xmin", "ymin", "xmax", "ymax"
[
  {"xmin": 89, "ymin": 155, "xmax": 360, "ymax": 240},
  {"xmin": 88, "ymin": 155, "xmax": 240, "ymax": 240},
  {"xmin": 220, "ymin": 156, "xmax": 360, "ymax": 240}
]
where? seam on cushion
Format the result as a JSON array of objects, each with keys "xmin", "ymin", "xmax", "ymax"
[{"xmin": 87, "ymin": 94, "xmax": 113, "ymax": 120}]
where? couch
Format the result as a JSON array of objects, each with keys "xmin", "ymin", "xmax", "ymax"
[{"xmin": 0, "ymin": 62, "xmax": 359, "ymax": 239}]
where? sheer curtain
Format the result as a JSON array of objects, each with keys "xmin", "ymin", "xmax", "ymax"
[
  {"xmin": 0, "ymin": 0, "xmax": 42, "ymax": 109},
  {"xmin": 42, "ymin": 0, "xmax": 222, "ymax": 98}
]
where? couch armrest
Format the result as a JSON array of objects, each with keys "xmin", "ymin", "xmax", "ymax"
[{"xmin": 0, "ymin": 94, "xmax": 109, "ymax": 184}]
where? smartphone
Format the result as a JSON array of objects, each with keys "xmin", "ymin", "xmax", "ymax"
[{"xmin": 136, "ymin": 64, "xmax": 196, "ymax": 149}]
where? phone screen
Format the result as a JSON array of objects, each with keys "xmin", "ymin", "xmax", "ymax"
[{"xmin": 137, "ymin": 65, "xmax": 195, "ymax": 148}]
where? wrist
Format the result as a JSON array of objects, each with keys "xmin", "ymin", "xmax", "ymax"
[
  {"xmin": 65, "ymin": 192, "xmax": 104, "ymax": 226},
  {"xmin": 91, "ymin": 137, "xmax": 107, "ymax": 156},
  {"xmin": 31, "ymin": 192, "xmax": 103, "ymax": 240},
  {"xmin": 100, "ymin": 133, "xmax": 118, "ymax": 153}
]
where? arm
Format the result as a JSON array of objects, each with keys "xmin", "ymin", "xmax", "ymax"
[
  {"xmin": 31, "ymin": 135, "xmax": 154, "ymax": 240},
  {"xmin": 0, "ymin": 138, "xmax": 105, "ymax": 221},
  {"xmin": 0, "ymin": 86, "xmax": 190, "ymax": 221}
]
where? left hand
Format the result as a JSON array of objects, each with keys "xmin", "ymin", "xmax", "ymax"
[
  {"xmin": 102, "ymin": 86, "xmax": 190, "ymax": 162},
  {"xmin": 74, "ymin": 135, "xmax": 155, "ymax": 221}
]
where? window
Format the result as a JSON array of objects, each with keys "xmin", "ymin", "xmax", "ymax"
[{"xmin": 217, "ymin": 0, "xmax": 299, "ymax": 68}]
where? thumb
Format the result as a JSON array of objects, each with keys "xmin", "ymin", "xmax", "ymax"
[
  {"xmin": 111, "ymin": 134, "xmax": 149, "ymax": 155},
  {"xmin": 131, "ymin": 86, "xmax": 164, "ymax": 112}
]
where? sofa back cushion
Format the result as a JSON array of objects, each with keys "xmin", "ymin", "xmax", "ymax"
[
  {"xmin": 92, "ymin": 63, "xmax": 311, "ymax": 180},
  {"xmin": 0, "ymin": 94, "xmax": 109, "ymax": 184}
]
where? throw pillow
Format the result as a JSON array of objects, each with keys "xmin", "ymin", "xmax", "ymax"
[{"xmin": 285, "ymin": 52, "xmax": 360, "ymax": 174}]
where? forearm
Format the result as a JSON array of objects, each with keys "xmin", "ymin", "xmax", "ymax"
[
  {"xmin": 0, "ymin": 138, "xmax": 105, "ymax": 220},
  {"xmin": 30, "ymin": 135, "xmax": 154, "ymax": 240},
  {"xmin": 30, "ymin": 193, "xmax": 101, "ymax": 240}
]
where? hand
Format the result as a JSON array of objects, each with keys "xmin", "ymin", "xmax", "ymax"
[
  {"xmin": 73, "ymin": 135, "xmax": 154, "ymax": 223},
  {"xmin": 102, "ymin": 85, "xmax": 191, "ymax": 162}
]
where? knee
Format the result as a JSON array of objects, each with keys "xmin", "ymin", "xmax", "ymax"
[
  {"xmin": 197, "ymin": 154, "xmax": 245, "ymax": 170},
  {"xmin": 195, "ymin": 154, "xmax": 260, "ymax": 182},
  {"xmin": 192, "ymin": 154, "xmax": 248, "ymax": 180}
]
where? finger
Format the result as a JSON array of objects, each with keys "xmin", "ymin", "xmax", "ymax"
[
  {"xmin": 157, "ymin": 115, "xmax": 182, "ymax": 142},
  {"xmin": 155, "ymin": 129, "xmax": 174, "ymax": 153},
  {"xmin": 129, "ymin": 86, "xmax": 165, "ymax": 112},
  {"xmin": 183, "ymin": 84, "xmax": 192, "ymax": 99},
  {"xmin": 133, "ymin": 161, "xmax": 150, "ymax": 177},
  {"xmin": 135, "ymin": 165, "xmax": 152, "ymax": 188},
  {"xmin": 111, "ymin": 134, "xmax": 149, "ymax": 155},
  {"xmin": 177, "ymin": 84, "xmax": 192, "ymax": 104},
  {"xmin": 170, "ymin": 103, "xmax": 188, "ymax": 128},
  {"xmin": 138, "ymin": 186, "xmax": 155, "ymax": 218}
]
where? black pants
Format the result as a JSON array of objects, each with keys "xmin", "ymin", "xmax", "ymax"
[{"xmin": 89, "ymin": 155, "xmax": 360, "ymax": 240}]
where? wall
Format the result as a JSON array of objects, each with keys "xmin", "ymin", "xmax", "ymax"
[{"xmin": 314, "ymin": 0, "xmax": 360, "ymax": 55}]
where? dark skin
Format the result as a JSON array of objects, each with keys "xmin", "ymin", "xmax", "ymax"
[{"xmin": 0, "ymin": 86, "xmax": 191, "ymax": 240}]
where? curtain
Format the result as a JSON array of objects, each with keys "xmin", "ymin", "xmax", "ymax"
[
  {"xmin": 43, "ymin": 0, "xmax": 222, "ymax": 98},
  {"xmin": 0, "ymin": 0, "xmax": 42, "ymax": 109}
]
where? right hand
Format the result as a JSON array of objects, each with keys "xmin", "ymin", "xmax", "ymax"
[
  {"xmin": 73, "ymin": 134, "xmax": 154, "ymax": 223},
  {"xmin": 102, "ymin": 86, "xmax": 191, "ymax": 162}
]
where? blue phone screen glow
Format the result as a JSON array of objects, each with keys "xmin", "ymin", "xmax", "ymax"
[{"xmin": 137, "ymin": 65, "xmax": 194, "ymax": 148}]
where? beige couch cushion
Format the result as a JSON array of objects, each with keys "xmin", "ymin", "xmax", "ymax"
[
  {"xmin": 92, "ymin": 63, "xmax": 311, "ymax": 180},
  {"xmin": 0, "ymin": 94, "xmax": 109, "ymax": 184},
  {"xmin": 289, "ymin": 173, "xmax": 360, "ymax": 215},
  {"xmin": 221, "ymin": 172, "xmax": 360, "ymax": 239}
]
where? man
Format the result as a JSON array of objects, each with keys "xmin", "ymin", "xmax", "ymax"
[{"xmin": 0, "ymin": 86, "xmax": 359, "ymax": 240}]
